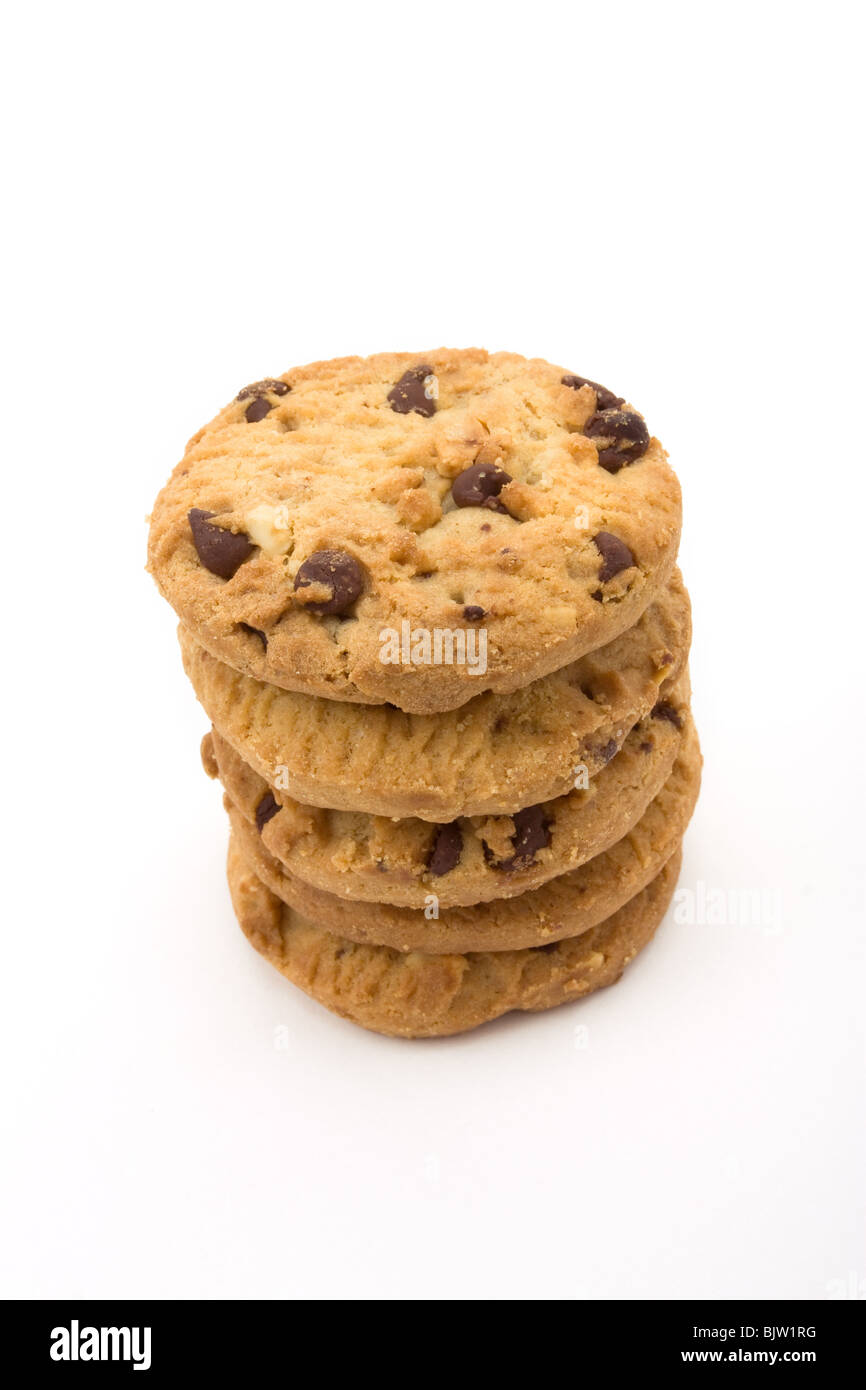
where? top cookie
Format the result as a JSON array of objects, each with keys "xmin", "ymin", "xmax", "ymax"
[{"xmin": 148, "ymin": 349, "xmax": 681, "ymax": 714}]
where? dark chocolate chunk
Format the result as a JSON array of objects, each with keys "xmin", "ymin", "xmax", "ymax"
[
  {"xmin": 239, "ymin": 622, "xmax": 268, "ymax": 649},
  {"xmin": 496, "ymin": 804, "xmax": 552, "ymax": 872},
  {"xmin": 462, "ymin": 605, "xmax": 486, "ymax": 620},
  {"xmin": 451, "ymin": 461, "xmax": 513, "ymax": 514},
  {"xmin": 293, "ymin": 549, "xmax": 364, "ymax": 616},
  {"xmin": 255, "ymin": 792, "xmax": 280, "ymax": 833},
  {"xmin": 585, "ymin": 409, "xmax": 650, "ymax": 473},
  {"xmin": 188, "ymin": 508, "xmax": 255, "ymax": 579},
  {"xmin": 593, "ymin": 531, "xmax": 635, "ymax": 583},
  {"xmin": 244, "ymin": 396, "xmax": 273, "ymax": 423},
  {"xmin": 652, "ymin": 701, "xmax": 683, "ymax": 729},
  {"xmin": 387, "ymin": 364, "xmax": 437, "ymax": 418},
  {"xmin": 562, "ymin": 374, "xmax": 624, "ymax": 410},
  {"xmin": 427, "ymin": 822, "xmax": 463, "ymax": 876},
  {"xmin": 236, "ymin": 379, "xmax": 291, "ymax": 401}
]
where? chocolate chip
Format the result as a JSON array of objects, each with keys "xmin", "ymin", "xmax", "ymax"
[
  {"xmin": 427, "ymin": 822, "xmax": 463, "ymax": 876},
  {"xmin": 236, "ymin": 379, "xmax": 291, "ymax": 400},
  {"xmin": 596, "ymin": 451, "xmax": 622, "ymax": 473},
  {"xmin": 597, "ymin": 738, "xmax": 618, "ymax": 763},
  {"xmin": 562, "ymin": 374, "xmax": 624, "ymax": 410},
  {"xmin": 585, "ymin": 409, "xmax": 649, "ymax": 447},
  {"xmin": 585, "ymin": 409, "xmax": 650, "ymax": 473},
  {"xmin": 387, "ymin": 364, "xmax": 437, "ymax": 418},
  {"xmin": 462, "ymin": 605, "xmax": 486, "ymax": 620},
  {"xmin": 452, "ymin": 461, "xmax": 513, "ymax": 514},
  {"xmin": 244, "ymin": 396, "xmax": 274, "ymax": 423},
  {"xmin": 239, "ymin": 622, "xmax": 268, "ymax": 649},
  {"xmin": 496, "ymin": 805, "xmax": 552, "ymax": 873},
  {"xmin": 652, "ymin": 701, "xmax": 683, "ymax": 729},
  {"xmin": 255, "ymin": 792, "xmax": 280, "ymax": 833},
  {"xmin": 188, "ymin": 508, "xmax": 255, "ymax": 579},
  {"xmin": 593, "ymin": 531, "xmax": 635, "ymax": 583},
  {"xmin": 639, "ymin": 740, "xmax": 654, "ymax": 753},
  {"xmin": 293, "ymin": 549, "xmax": 364, "ymax": 615}
]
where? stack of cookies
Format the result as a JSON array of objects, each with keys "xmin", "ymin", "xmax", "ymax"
[{"xmin": 148, "ymin": 350, "xmax": 700, "ymax": 1037}]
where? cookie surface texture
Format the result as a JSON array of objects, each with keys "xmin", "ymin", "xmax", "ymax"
[
  {"xmin": 226, "ymin": 836, "xmax": 683, "ymax": 1038},
  {"xmin": 222, "ymin": 719, "xmax": 701, "ymax": 954},
  {"xmin": 149, "ymin": 350, "xmax": 681, "ymax": 713},
  {"xmin": 204, "ymin": 670, "xmax": 691, "ymax": 908},
  {"xmin": 180, "ymin": 572, "xmax": 691, "ymax": 820}
]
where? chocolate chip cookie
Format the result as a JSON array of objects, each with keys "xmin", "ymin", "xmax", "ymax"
[
  {"xmin": 148, "ymin": 350, "xmax": 681, "ymax": 714},
  {"xmin": 181, "ymin": 571, "xmax": 690, "ymax": 820},
  {"xmin": 226, "ymin": 835, "xmax": 682, "ymax": 1038},
  {"xmin": 221, "ymin": 720, "xmax": 700, "ymax": 954},
  {"xmin": 203, "ymin": 671, "xmax": 690, "ymax": 907}
]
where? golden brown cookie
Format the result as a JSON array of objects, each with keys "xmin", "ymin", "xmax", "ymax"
[
  {"xmin": 181, "ymin": 571, "xmax": 690, "ymax": 820},
  {"xmin": 149, "ymin": 350, "xmax": 681, "ymax": 714},
  {"xmin": 204, "ymin": 672, "xmax": 690, "ymax": 907},
  {"xmin": 227, "ymin": 834, "xmax": 682, "ymax": 1038},
  {"xmin": 222, "ymin": 720, "xmax": 700, "ymax": 953}
]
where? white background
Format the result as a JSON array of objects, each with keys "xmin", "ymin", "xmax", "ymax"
[{"xmin": 2, "ymin": 1, "xmax": 863, "ymax": 1300}]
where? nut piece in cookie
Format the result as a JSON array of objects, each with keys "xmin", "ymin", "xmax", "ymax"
[{"xmin": 245, "ymin": 502, "xmax": 293, "ymax": 558}]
